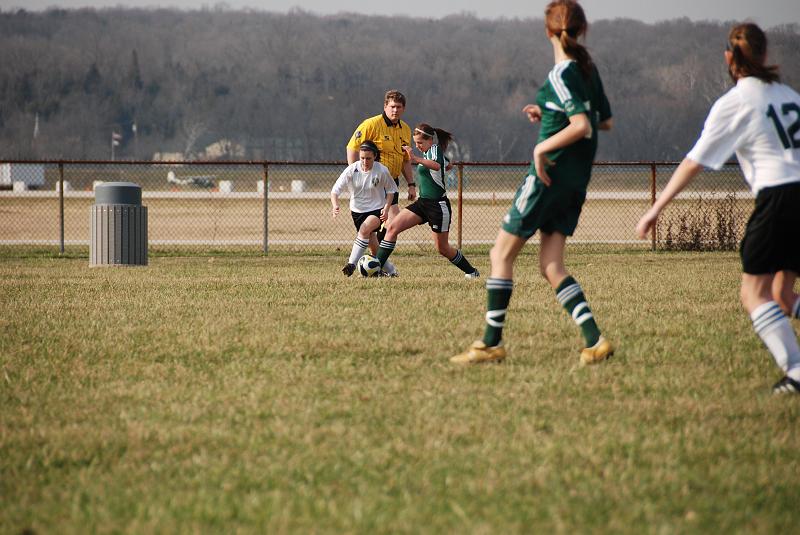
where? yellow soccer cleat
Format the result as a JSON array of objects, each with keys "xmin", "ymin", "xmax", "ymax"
[
  {"xmin": 579, "ymin": 336, "xmax": 614, "ymax": 366},
  {"xmin": 450, "ymin": 340, "xmax": 506, "ymax": 365}
]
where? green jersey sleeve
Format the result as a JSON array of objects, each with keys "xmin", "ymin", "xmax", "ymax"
[{"xmin": 553, "ymin": 63, "xmax": 589, "ymax": 117}]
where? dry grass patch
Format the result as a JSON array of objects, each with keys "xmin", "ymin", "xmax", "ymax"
[{"xmin": 1, "ymin": 249, "xmax": 799, "ymax": 533}]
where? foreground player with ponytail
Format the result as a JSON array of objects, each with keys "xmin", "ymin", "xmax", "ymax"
[
  {"xmin": 452, "ymin": 0, "xmax": 613, "ymax": 365},
  {"xmin": 637, "ymin": 23, "xmax": 800, "ymax": 394}
]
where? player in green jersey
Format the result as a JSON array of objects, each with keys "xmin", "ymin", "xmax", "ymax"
[
  {"xmin": 452, "ymin": 0, "xmax": 614, "ymax": 365},
  {"xmin": 374, "ymin": 123, "xmax": 480, "ymax": 278}
]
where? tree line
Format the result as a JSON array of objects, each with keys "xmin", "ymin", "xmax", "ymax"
[{"xmin": 0, "ymin": 7, "xmax": 798, "ymax": 162}]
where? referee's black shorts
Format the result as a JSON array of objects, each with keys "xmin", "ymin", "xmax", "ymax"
[
  {"xmin": 740, "ymin": 181, "xmax": 800, "ymax": 275},
  {"xmin": 389, "ymin": 177, "xmax": 400, "ymax": 205}
]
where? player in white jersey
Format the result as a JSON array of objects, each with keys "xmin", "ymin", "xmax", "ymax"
[
  {"xmin": 636, "ymin": 23, "xmax": 800, "ymax": 394},
  {"xmin": 331, "ymin": 141, "xmax": 399, "ymax": 276}
]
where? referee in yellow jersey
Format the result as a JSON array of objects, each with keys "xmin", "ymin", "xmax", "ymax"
[{"xmin": 347, "ymin": 90, "xmax": 416, "ymax": 256}]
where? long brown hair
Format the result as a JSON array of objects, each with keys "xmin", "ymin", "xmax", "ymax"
[
  {"xmin": 545, "ymin": 0, "xmax": 593, "ymax": 79},
  {"xmin": 727, "ymin": 23, "xmax": 779, "ymax": 83},
  {"xmin": 414, "ymin": 123, "xmax": 453, "ymax": 153}
]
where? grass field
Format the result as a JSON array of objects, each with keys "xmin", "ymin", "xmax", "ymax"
[{"xmin": 2, "ymin": 248, "xmax": 799, "ymax": 533}]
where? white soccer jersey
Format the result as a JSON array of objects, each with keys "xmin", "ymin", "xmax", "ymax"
[
  {"xmin": 331, "ymin": 161, "xmax": 398, "ymax": 213},
  {"xmin": 687, "ymin": 77, "xmax": 800, "ymax": 193}
]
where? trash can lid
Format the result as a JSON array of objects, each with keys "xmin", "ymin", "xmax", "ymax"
[{"xmin": 95, "ymin": 182, "xmax": 142, "ymax": 205}]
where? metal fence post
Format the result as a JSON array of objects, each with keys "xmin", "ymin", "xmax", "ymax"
[
  {"xmin": 650, "ymin": 163, "xmax": 657, "ymax": 251},
  {"xmin": 262, "ymin": 162, "xmax": 269, "ymax": 255},
  {"xmin": 457, "ymin": 163, "xmax": 463, "ymax": 250},
  {"xmin": 58, "ymin": 162, "xmax": 65, "ymax": 254}
]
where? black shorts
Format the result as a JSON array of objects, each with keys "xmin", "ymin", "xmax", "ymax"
[
  {"xmin": 405, "ymin": 197, "xmax": 452, "ymax": 233},
  {"xmin": 740, "ymin": 182, "xmax": 800, "ymax": 275},
  {"xmin": 389, "ymin": 178, "xmax": 400, "ymax": 206},
  {"xmin": 351, "ymin": 209, "xmax": 382, "ymax": 232}
]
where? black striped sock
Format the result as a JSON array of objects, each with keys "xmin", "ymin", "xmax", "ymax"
[
  {"xmin": 376, "ymin": 239, "xmax": 396, "ymax": 266},
  {"xmin": 449, "ymin": 249, "xmax": 476, "ymax": 274}
]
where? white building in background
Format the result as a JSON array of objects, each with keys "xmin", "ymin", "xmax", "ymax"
[
  {"xmin": 202, "ymin": 139, "xmax": 245, "ymax": 160},
  {"xmin": 0, "ymin": 163, "xmax": 45, "ymax": 188}
]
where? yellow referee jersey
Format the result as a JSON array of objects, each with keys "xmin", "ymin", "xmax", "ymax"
[{"xmin": 347, "ymin": 113, "xmax": 411, "ymax": 179}]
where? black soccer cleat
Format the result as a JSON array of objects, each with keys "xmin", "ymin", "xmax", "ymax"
[
  {"xmin": 342, "ymin": 263, "xmax": 356, "ymax": 277},
  {"xmin": 772, "ymin": 376, "xmax": 800, "ymax": 395}
]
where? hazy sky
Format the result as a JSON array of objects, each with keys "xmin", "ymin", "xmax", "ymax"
[{"xmin": 2, "ymin": 0, "xmax": 798, "ymax": 28}]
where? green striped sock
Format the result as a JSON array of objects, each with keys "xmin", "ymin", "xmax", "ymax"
[
  {"xmin": 555, "ymin": 276, "xmax": 601, "ymax": 347},
  {"xmin": 482, "ymin": 278, "xmax": 513, "ymax": 347},
  {"xmin": 376, "ymin": 239, "xmax": 396, "ymax": 266}
]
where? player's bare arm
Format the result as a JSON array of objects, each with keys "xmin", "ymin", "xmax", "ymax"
[
  {"xmin": 533, "ymin": 113, "xmax": 591, "ymax": 186},
  {"xmin": 380, "ymin": 196, "xmax": 392, "ymax": 222},
  {"xmin": 404, "ymin": 145, "xmax": 440, "ymax": 171},
  {"xmin": 636, "ymin": 159, "xmax": 703, "ymax": 238},
  {"xmin": 402, "ymin": 160, "xmax": 416, "ymax": 200}
]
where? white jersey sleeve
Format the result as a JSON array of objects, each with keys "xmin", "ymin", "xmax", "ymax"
[
  {"xmin": 686, "ymin": 89, "xmax": 749, "ymax": 170},
  {"xmin": 331, "ymin": 163, "xmax": 355, "ymax": 196}
]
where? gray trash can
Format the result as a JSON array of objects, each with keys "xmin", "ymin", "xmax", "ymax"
[{"xmin": 90, "ymin": 182, "xmax": 148, "ymax": 266}]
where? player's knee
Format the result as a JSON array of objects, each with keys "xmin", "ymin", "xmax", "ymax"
[
  {"xmin": 384, "ymin": 222, "xmax": 399, "ymax": 240},
  {"xmin": 359, "ymin": 219, "xmax": 379, "ymax": 238},
  {"xmin": 435, "ymin": 241, "xmax": 451, "ymax": 257}
]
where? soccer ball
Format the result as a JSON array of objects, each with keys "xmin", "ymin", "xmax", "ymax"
[{"xmin": 357, "ymin": 254, "xmax": 382, "ymax": 277}]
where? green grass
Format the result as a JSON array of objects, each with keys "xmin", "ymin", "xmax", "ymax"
[{"xmin": 1, "ymin": 248, "xmax": 799, "ymax": 534}]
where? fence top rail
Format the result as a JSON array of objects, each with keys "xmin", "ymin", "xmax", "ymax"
[{"xmin": 0, "ymin": 159, "xmax": 737, "ymax": 167}]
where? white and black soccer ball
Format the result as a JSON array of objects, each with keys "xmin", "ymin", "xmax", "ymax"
[{"xmin": 357, "ymin": 254, "xmax": 382, "ymax": 277}]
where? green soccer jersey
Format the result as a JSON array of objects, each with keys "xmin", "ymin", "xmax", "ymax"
[
  {"xmin": 416, "ymin": 143, "xmax": 448, "ymax": 199},
  {"xmin": 528, "ymin": 60, "xmax": 612, "ymax": 191}
]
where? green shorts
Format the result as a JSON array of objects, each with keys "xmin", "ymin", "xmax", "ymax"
[{"xmin": 501, "ymin": 174, "xmax": 587, "ymax": 239}]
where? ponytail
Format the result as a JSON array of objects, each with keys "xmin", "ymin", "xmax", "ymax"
[
  {"xmin": 546, "ymin": 1, "xmax": 593, "ymax": 80},
  {"xmin": 433, "ymin": 128, "xmax": 453, "ymax": 153},
  {"xmin": 728, "ymin": 23, "xmax": 779, "ymax": 83},
  {"xmin": 559, "ymin": 30, "xmax": 593, "ymax": 79},
  {"xmin": 414, "ymin": 123, "xmax": 454, "ymax": 153}
]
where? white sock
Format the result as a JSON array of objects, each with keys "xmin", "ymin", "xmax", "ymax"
[
  {"xmin": 383, "ymin": 259, "xmax": 397, "ymax": 275},
  {"xmin": 348, "ymin": 237, "xmax": 369, "ymax": 265},
  {"xmin": 751, "ymin": 301, "xmax": 800, "ymax": 380},
  {"xmin": 792, "ymin": 296, "xmax": 800, "ymax": 319}
]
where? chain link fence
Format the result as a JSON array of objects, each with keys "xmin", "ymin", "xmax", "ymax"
[{"xmin": 0, "ymin": 160, "xmax": 750, "ymax": 255}]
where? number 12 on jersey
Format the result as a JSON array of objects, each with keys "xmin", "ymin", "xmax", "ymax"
[{"xmin": 766, "ymin": 102, "xmax": 800, "ymax": 149}]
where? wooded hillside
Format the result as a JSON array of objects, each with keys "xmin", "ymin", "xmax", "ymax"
[{"xmin": 1, "ymin": 8, "xmax": 797, "ymax": 161}]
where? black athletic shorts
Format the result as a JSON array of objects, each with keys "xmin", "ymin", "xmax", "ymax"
[
  {"xmin": 405, "ymin": 197, "xmax": 452, "ymax": 233},
  {"xmin": 389, "ymin": 177, "xmax": 400, "ymax": 206},
  {"xmin": 740, "ymin": 182, "xmax": 800, "ymax": 275},
  {"xmin": 351, "ymin": 209, "xmax": 382, "ymax": 232}
]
